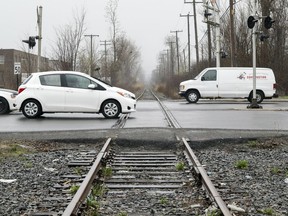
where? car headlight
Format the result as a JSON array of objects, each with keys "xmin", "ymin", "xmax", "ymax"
[
  {"xmin": 179, "ymin": 85, "xmax": 185, "ymax": 91},
  {"xmin": 117, "ymin": 91, "xmax": 133, "ymax": 99}
]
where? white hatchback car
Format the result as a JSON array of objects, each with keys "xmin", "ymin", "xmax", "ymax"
[
  {"xmin": 16, "ymin": 71, "xmax": 136, "ymax": 119},
  {"xmin": 0, "ymin": 88, "xmax": 17, "ymax": 114}
]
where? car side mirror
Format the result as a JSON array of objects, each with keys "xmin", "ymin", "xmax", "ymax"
[
  {"xmin": 88, "ymin": 84, "xmax": 97, "ymax": 89},
  {"xmin": 201, "ymin": 76, "xmax": 205, "ymax": 81}
]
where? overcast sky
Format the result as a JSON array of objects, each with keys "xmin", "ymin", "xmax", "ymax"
[{"xmin": 0, "ymin": 0, "xmax": 231, "ymax": 76}]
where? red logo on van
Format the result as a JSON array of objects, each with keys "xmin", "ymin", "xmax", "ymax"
[{"xmin": 237, "ymin": 72, "xmax": 246, "ymax": 80}]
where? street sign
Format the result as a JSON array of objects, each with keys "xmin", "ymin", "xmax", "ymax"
[{"xmin": 14, "ymin": 62, "xmax": 21, "ymax": 74}]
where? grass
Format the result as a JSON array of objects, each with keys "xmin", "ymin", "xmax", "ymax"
[
  {"xmin": 160, "ymin": 197, "xmax": 169, "ymax": 205},
  {"xmin": 102, "ymin": 167, "xmax": 113, "ymax": 179},
  {"xmin": 118, "ymin": 212, "xmax": 128, "ymax": 216},
  {"xmin": 206, "ymin": 209, "xmax": 222, "ymax": 216},
  {"xmin": 0, "ymin": 143, "xmax": 34, "ymax": 160},
  {"xmin": 258, "ymin": 207, "xmax": 275, "ymax": 215},
  {"xmin": 91, "ymin": 184, "xmax": 107, "ymax": 197},
  {"xmin": 247, "ymin": 140, "xmax": 258, "ymax": 148},
  {"xmin": 74, "ymin": 167, "xmax": 83, "ymax": 176},
  {"xmin": 235, "ymin": 160, "xmax": 249, "ymax": 169},
  {"xmin": 69, "ymin": 185, "xmax": 80, "ymax": 195},
  {"xmin": 175, "ymin": 161, "xmax": 185, "ymax": 171}
]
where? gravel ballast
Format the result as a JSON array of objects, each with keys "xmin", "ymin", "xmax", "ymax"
[{"xmin": 0, "ymin": 137, "xmax": 287, "ymax": 216}]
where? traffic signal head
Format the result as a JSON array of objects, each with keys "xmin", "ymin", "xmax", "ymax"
[
  {"xmin": 22, "ymin": 36, "xmax": 36, "ymax": 49},
  {"xmin": 28, "ymin": 37, "xmax": 36, "ymax": 49},
  {"xmin": 247, "ymin": 16, "xmax": 258, "ymax": 29},
  {"xmin": 264, "ymin": 16, "xmax": 275, "ymax": 29}
]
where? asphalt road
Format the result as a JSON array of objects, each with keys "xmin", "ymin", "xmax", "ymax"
[
  {"xmin": 1, "ymin": 99, "xmax": 288, "ymax": 132},
  {"xmin": 1, "ymin": 99, "xmax": 288, "ymax": 142}
]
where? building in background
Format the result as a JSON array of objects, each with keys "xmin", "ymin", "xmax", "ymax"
[{"xmin": 0, "ymin": 49, "xmax": 49, "ymax": 90}]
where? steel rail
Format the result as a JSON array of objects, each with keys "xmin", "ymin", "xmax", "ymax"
[
  {"xmin": 150, "ymin": 90, "xmax": 181, "ymax": 128},
  {"xmin": 182, "ymin": 137, "xmax": 232, "ymax": 216},
  {"xmin": 63, "ymin": 138, "xmax": 112, "ymax": 216}
]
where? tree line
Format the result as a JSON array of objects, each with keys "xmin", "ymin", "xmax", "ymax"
[{"xmin": 49, "ymin": 0, "xmax": 143, "ymax": 92}]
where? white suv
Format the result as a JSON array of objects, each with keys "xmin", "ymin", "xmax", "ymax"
[{"xmin": 16, "ymin": 71, "xmax": 136, "ymax": 119}]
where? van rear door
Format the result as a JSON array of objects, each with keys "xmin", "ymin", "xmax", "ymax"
[{"xmin": 199, "ymin": 69, "xmax": 219, "ymax": 97}]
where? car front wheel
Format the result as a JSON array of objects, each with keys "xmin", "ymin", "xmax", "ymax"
[
  {"xmin": 102, "ymin": 100, "xmax": 121, "ymax": 119},
  {"xmin": 0, "ymin": 97, "xmax": 9, "ymax": 114},
  {"xmin": 22, "ymin": 100, "xmax": 42, "ymax": 118}
]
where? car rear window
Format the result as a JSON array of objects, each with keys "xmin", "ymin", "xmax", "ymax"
[
  {"xmin": 22, "ymin": 74, "xmax": 33, "ymax": 85},
  {"xmin": 40, "ymin": 74, "xmax": 61, "ymax": 87}
]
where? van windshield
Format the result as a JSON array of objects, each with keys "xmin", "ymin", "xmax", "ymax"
[{"xmin": 193, "ymin": 69, "xmax": 206, "ymax": 80}]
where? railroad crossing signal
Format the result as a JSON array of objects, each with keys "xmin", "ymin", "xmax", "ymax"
[
  {"xmin": 247, "ymin": 16, "xmax": 258, "ymax": 29},
  {"xmin": 264, "ymin": 16, "xmax": 275, "ymax": 29}
]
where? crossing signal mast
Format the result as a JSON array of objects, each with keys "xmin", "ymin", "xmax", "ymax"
[{"xmin": 247, "ymin": 0, "xmax": 275, "ymax": 109}]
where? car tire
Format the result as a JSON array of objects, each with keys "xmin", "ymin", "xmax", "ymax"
[
  {"xmin": 186, "ymin": 90, "xmax": 200, "ymax": 103},
  {"xmin": 22, "ymin": 99, "xmax": 42, "ymax": 118},
  {"xmin": 102, "ymin": 100, "xmax": 121, "ymax": 119},
  {"xmin": 0, "ymin": 97, "xmax": 9, "ymax": 114}
]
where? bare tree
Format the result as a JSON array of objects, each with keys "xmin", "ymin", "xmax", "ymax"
[
  {"xmin": 51, "ymin": 8, "xmax": 86, "ymax": 71},
  {"xmin": 105, "ymin": 0, "xmax": 120, "ymax": 85}
]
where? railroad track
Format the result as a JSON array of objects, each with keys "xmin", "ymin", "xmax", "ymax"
[{"xmin": 25, "ymin": 89, "xmax": 236, "ymax": 216}]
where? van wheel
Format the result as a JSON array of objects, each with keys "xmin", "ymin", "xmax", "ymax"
[
  {"xmin": 248, "ymin": 91, "xmax": 264, "ymax": 104},
  {"xmin": 186, "ymin": 90, "xmax": 200, "ymax": 103},
  {"xmin": 22, "ymin": 99, "xmax": 42, "ymax": 118}
]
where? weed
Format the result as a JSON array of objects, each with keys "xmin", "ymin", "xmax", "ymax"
[
  {"xmin": 118, "ymin": 211, "xmax": 128, "ymax": 216},
  {"xmin": 235, "ymin": 160, "xmax": 248, "ymax": 169},
  {"xmin": 91, "ymin": 184, "xmax": 107, "ymax": 197},
  {"xmin": 102, "ymin": 167, "xmax": 113, "ymax": 178},
  {"xmin": 258, "ymin": 207, "xmax": 275, "ymax": 215},
  {"xmin": 69, "ymin": 185, "xmax": 80, "ymax": 195},
  {"xmin": 74, "ymin": 167, "xmax": 83, "ymax": 176},
  {"xmin": 206, "ymin": 209, "xmax": 222, "ymax": 216},
  {"xmin": 248, "ymin": 140, "xmax": 258, "ymax": 148},
  {"xmin": 160, "ymin": 197, "xmax": 169, "ymax": 205},
  {"xmin": 24, "ymin": 161, "xmax": 33, "ymax": 168},
  {"xmin": 176, "ymin": 161, "xmax": 185, "ymax": 171},
  {"xmin": 271, "ymin": 167, "xmax": 281, "ymax": 174},
  {"xmin": 86, "ymin": 195, "xmax": 100, "ymax": 210}
]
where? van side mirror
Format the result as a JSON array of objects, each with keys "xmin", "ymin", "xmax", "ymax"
[{"xmin": 201, "ymin": 76, "xmax": 205, "ymax": 81}]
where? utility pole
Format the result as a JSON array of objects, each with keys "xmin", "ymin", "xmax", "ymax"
[
  {"xmin": 170, "ymin": 30, "xmax": 182, "ymax": 75},
  {"xmin": 100, "ymin": 40, "xmax": 111, "ymax": 82},
  {"xmin": 230, "ymin": 0, "xmax": 236, "ymax": 66},
  {"xmin": 180, "ymin": 13, "xmax": 193, "ymax": 75},
  {"xmin": 85, "ymin": 34, "xmax": 99, "ymax": 76},
  {"xmin": 37, "ymin": 6, "xmax": 42, "ymax": 72},
  {"xmin": 167, "ymin": 41, "xmax": 175, "ymax": 77},
  {"xmin": 184, "ymin": 0, "xmax": 202, "ymax": 70}
]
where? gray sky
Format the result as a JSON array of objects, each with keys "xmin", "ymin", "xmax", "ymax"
[{"xmin": 0, "ymin": 0, "xmax": 230, "ymax": 76}]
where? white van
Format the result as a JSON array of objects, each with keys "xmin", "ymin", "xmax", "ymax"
[{"xmin": 179, "ymin": 67, "xmax": 277, "ymax": 103}]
